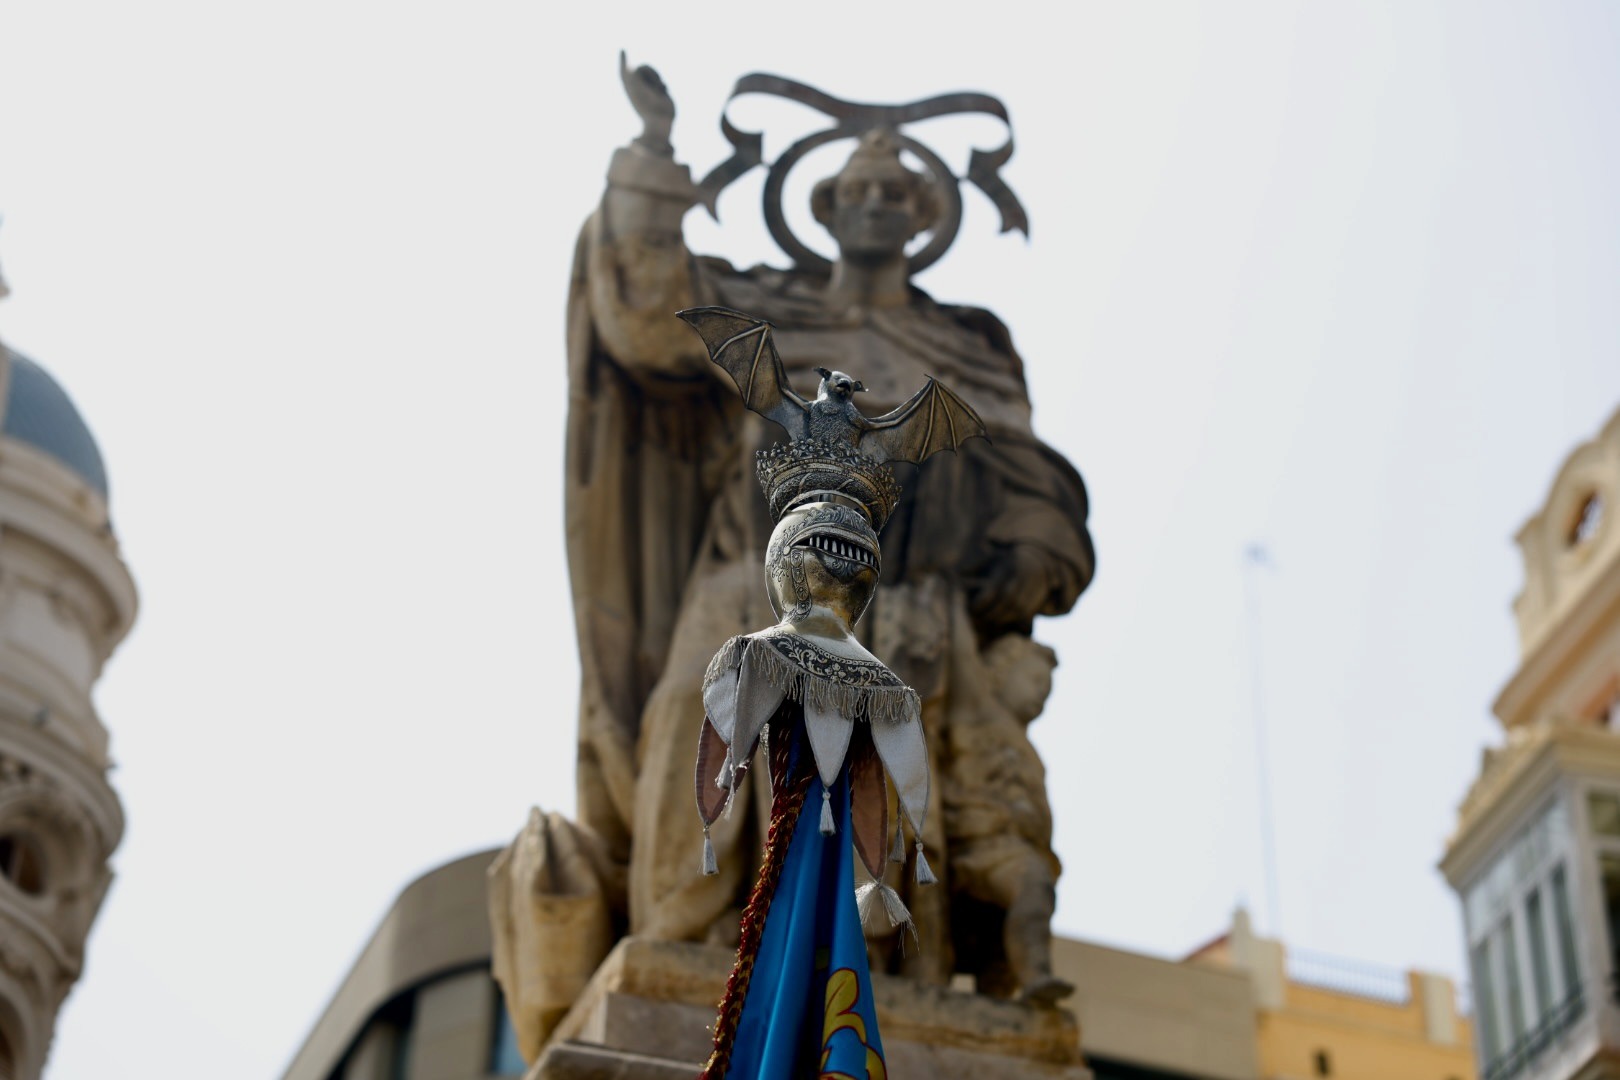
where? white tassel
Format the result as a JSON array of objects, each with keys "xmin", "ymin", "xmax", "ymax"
[
  {"xmin": 819, "ymin": 789, "xmax": 835, "ymax": 836},
  {"xmin": 879, "ymin": 882, "xmax": 911, "ymax": 926},
  {"xmin": 856, "ymin": 881, "xmax": 882, "ymax": 926},
  {"xmin": 890, "ymin": 820, "xmax": 905, "ymax": 863},
  {"xmin": 722, "ymin": 757, "xmax": 742, "ymax": 821},
  {"xmin": 701, "ymin": 828, "xmax": 718, "ymax": 876},
  {"xmin": 915, "ymin": 841, "xmax": 936, "ymax": 886},
  {"xmin": 856, "ymin": 881, "xmax": 912, "ymax": 930}
]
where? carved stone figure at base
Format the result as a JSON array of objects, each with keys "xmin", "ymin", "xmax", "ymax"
[
  {"xmin": 487, "ymin": 809, "xmax": 623, "ymax": 1055},
  {"xmin": 944, "ymin": 633, "xmax": 1072, "ymax": 1004}
]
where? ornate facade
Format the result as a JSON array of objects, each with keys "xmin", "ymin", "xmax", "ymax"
[
  {"xmin": 1443, "ymin": 407, "xmax": 1620, "ymax": 1080},
  {"xmin": 0, "ymin": 270, "xmax": 137, "ymax": 1077}
]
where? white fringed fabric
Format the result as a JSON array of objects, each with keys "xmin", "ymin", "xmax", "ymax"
[{"xmin": 703, "ymin": 633, "xmax": 921, "ymax": 727}]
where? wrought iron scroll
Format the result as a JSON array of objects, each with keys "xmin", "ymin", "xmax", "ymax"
[{"xmin": 696, "ymin": 73, "xmax": 1029, "ymax": 275}]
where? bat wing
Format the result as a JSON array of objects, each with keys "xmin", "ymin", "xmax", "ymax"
[
  {"xmin": 858, "ymin": 377, "xmax": 989, "ymax": 466},
  {"xmin": 676, "ymin": 306, "xmax": 810, "ymax": 439}
]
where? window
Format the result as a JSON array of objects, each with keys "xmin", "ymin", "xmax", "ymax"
[
  {"xmin": 389, "ymin": 1024, "xmax": 410, "ymax": 1080},
  {"xmin": 1525, "ymin": 889, "xmax": 1553, "ymax": 1016},
  {"xmin": 1473, "ymin": 937, "xmax": 1502, "ymax": 1062},
  {"xmin": 1464, "ymin": 801, "xmax": 1565, "ymax": 934},
  {"xmin": 1602, "ymin": 855, "xmax": 1620, "ymax": 1006},
  {"xmin": 1499, "ymin": 916, "xmax": 1528, "ymax": 1045},
  {"xmin": 0, "ymin": 832, "xmax": 45, "ymax": 895},
  {"xmin": 1549, "ymin": 865, "xmax": 1581, "ymax": 1003},
  {"xmin": 1588, "ymin": 788, "xmax": 1620, "ymax": 1007},
  {"xmin": 489, "ymin": 993, "xmax": 527, "ymax": 1076},
  {"xmin": 1463, "ymin": 799, "xmax": 1584, "ymax": 1080},
  {"xmin": 1568, "ymin": 492, "xmax": 1605, "ymax": 547}
]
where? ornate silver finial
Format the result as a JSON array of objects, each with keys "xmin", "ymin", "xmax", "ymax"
[
  {"xmin": 675, "ymin": 305, "xmax": 988, "ymax": 531},
  {"xmin": 682, "ymin": 302, "xmax": 985, "ymax": 929}
]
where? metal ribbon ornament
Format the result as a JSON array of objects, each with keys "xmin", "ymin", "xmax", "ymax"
[{"xmin": 696, "ymin": 73, "xmax": 1030, "ymax": 275}]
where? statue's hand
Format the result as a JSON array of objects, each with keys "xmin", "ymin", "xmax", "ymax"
[
  {"xmin": 619, "ymin": 51, "xmax": 675, "ymax": 155},
  {"xmin": 969, "ymin": 545, "xmax": 1057, "ymax": 633}
]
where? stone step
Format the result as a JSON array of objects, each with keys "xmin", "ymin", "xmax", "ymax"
[
  {"xmin": 532, "ymin": 1040, "xmax": 700, "ymax": 1080},
  {"xmin": 527, "ymin": 937, "xmax": 1093, "ymax": 1080}
]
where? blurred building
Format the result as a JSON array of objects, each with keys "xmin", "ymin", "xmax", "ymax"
[
  {"xmin": 282, "ymin": 852, "xmax": 522, "ymax": 1080},
  {"xmin": 1442, "ymin": 407, "xmax": 1620, "ymax": 1080},
  {"xmin": 1185, "ymin": 910, "xmax": 1472, "ymax": 1080},
  {"xmin": 0, "ymin": 264, "xmax": 137, "ymax": 1076},
  {"xmin": 284, "ymin": 864, "xmax": 1472, "ymax": 1080}
]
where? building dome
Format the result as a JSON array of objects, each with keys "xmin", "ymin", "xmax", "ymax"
[
  {"xmin": 0, "ymin": 345, "xmax": 108, "ymax": 500},
  {"xmin": 0, "ymin": 252, "xmax": 133, "ymax": 1080}
]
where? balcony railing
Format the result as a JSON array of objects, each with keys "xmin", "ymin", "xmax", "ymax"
[
  {"xmin": 1482, "ymin": 989, "xmax": 1585, "ymax": 1080},
  {"xmin": 1285, "ymin": 949, "xmax": 1411, "ymax": 1004}
]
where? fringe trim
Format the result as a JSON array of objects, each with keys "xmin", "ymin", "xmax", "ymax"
[
  {"xmin": 703, "ymin": 634, "xmax": 920, "ymax": 726},
  {"xmin": 856, "ymin": 880, "xmax": 913, "ymax": 931},
  {"xmin": 703, "ymin": 635, "xmax": 748, "ymax": 688}
]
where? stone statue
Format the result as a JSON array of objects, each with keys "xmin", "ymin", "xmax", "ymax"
[{"xmin": 492, "ymin": 57, "xmax": 1095, "ymax": 1054}]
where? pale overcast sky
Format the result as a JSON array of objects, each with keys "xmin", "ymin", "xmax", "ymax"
[{"xmin": 3, "ymin": 2, "xmax": 1620, "ymax": 1076}]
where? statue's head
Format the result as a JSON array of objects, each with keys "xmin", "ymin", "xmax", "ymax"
[
  {"xmin": 764, "ymin": 501, "xmax": 881, "ymax": 629},
  {"xmin": 811, "ymin": 129, "xmax": 942, "ymax": 266}
]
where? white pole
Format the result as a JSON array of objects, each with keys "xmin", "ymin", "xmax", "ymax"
[{"xmin": 1243, "ymin": 543, "xmax": 1282, "ymax": 939}]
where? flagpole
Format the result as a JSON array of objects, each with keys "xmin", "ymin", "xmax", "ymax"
[{"xmin": 1243, "ymin": 544, "xmax": 1282, "ymax": 939}]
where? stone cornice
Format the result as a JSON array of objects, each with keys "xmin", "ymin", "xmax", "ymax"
[
  {"xmin": 0, "ymin": 438, "xmax": 107, "ymax": 535},
  {"xmin": 1494, "ymin": 548, "xmax": 1620, "ymax": 728},
  {"xmin": 1441, "ymin": 725, "xmax": 1620, "ymax": 884},
  {"xmin": 0, "ymin": 657, "xmax": 110, "ymax": 770},
  {"xmin": 0, "ymin": 442, "xmax": 136, "ymax": 649}
]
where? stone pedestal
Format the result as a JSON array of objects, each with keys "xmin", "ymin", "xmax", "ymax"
[{"xmin": 527, "ymin": 937, "xmax": 1092, "ymax": 1079}]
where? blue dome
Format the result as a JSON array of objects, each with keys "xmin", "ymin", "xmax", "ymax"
[{"xmin": 1, "ymin": 346, "xmax": 108, "ymax": 499}]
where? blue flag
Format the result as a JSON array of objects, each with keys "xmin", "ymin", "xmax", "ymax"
[{"xmin": 726, "ymin": 767, "xmax": 887, "ymax": 1079}]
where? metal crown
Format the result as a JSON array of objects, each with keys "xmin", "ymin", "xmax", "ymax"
[{"xmin": 755, "ymin": 438, "xmax": 902, "ymax": 532}]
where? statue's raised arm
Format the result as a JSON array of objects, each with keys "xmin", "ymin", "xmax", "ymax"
[
  {"xmin": 565, "ymin": 57, "xmax": 744, "ymax": 886},
  {"xmin": 578, "ymin": 54, "xmax": 712, "ymax": 378},
  {"xmin": 619, "ymin": 51, "xmax": 674, "ymax": 155}
]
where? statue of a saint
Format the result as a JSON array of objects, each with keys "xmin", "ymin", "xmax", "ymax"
[{"xmin": 559, "ymin": 57, "xmax": 1095, "ymax": 1002}]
